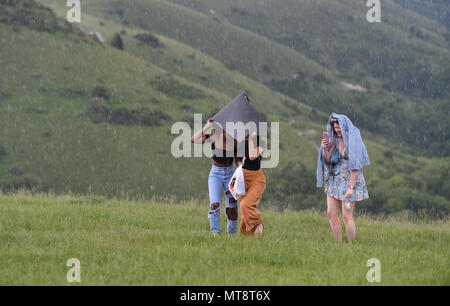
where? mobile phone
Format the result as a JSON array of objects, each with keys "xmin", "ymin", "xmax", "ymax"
[{"xmin": 323, "ymin": 132, "xmax": 329, "ymax": 142}]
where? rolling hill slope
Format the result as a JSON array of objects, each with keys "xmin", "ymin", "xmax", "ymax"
[
  {"xmin": 1, "ymin": 0, "xmax": 449, "ymax": 217},
  {"xmin": 72, "ymin": 0, "xmax": 450, "ymax": 157},
  {"xmin": 393, "ymin": 0, "xmax": 450, "ymax": 30}
]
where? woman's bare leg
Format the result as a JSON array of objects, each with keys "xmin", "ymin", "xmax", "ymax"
[
  {"xmin": 327, "ymin": 196, "xmax": 342, "ymax": 241},
  {"xmin": 342, "ymin": 202, "xmax": 356, "ymax": 244}
]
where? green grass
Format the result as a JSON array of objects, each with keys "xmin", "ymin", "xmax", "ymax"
[{"xmin": 0, "ymin": 193, "xmax": 448, "ymax": 285}]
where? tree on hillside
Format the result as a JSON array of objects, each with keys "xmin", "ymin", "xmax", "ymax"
[{"xmin": 111, "ymin": 33, "xmax": 124, "ymax": 50}]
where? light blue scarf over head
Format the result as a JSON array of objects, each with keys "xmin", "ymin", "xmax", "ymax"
[{"xmin": 316, "ymin": 113, "xmax": 370, "ymax": 187}]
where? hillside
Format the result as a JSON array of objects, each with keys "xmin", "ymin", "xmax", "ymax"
[
  {"xmin": 0, "ymin": 0, "xmax": 448, "ymax": 218},
  {"xmin": 393, "ymin": 0, "xmax": 450, "ymax": 30},
  {"xmin": 0, "ymin": 194, "xmax": 448, "ymax": 285},
  {"xmin": 73, "ymin": 0, "xmax": 450, "ymax": 157}
]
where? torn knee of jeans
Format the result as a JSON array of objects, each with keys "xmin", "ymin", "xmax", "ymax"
[
  {"xmin": 229, "ymin": 197, "xmax": 237, "ymax": 204},
  {"xmin": 209, "ymin": 202, "xmax": 220, "ymax": 214},
  {"xmin": 225, "ymin": 190, "xmax": 231, "ymax": 195},
  {"xmin": 226, "ymin": 207, "xmax": 238, "ymax": 221}
]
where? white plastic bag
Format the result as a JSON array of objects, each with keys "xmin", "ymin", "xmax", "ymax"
[{"xmin": 228, "ymin": 165, "xmax": 246, "ymax": 201}]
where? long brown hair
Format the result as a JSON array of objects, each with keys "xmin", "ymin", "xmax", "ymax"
[{"xmin": 329, "ymin": 117, "xmax": 339, "ymax": 137}]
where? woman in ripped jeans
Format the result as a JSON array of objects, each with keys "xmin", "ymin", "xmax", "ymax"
[{"xmin": 191, "ymin": 119, "xmax": 241, "ymax": 235}]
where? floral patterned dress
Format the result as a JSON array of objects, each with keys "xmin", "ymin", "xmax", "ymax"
[{"xmin": 324, "ymin": 139, "xmax": 369, "ymax": 202}]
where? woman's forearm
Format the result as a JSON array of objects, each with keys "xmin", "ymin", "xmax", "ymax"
[
  {"xmin": 191, "ymin": 125, "xmax": 209, "ymax": 143},
  {"xmin": 323, "ymin": 145, "xmax": 334, "ymax": 164},
  {"xmin": 323, "ymin": 150, "xmax": 331, "ymax": 164},
  {"xmin": 248, "ymin": 136, "xmax": 259, "ymax": 159}
]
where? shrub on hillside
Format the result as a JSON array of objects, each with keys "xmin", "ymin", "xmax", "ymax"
[
  {"xmin": 87, "ymin": 97, "xmax": 111, "ymax": 124},
  {"xmin": 87, "ymin": 97, "xmax": 170, "ymax": 127},
  {"xmin": 150, "ymin": 77, "xmax": 205, "ymax": 100},
  {"xmin": 409, "ymin": 26, "xmax": 427, "ymax": 40},
  {"xmin": 313, "ymin": 73, "xmax": 331, "ymax": 84},
  {"xmin": 109, "ymin": 107, "xmax": 170, "ymax": 126},
  {"xmin": 231, "ymin": 7, "xmax": 249, "ymax": 16},
  {"xmin": 111, "ymin": 33, "xmax": 124, "ymax": 50},
  {"xmin": 91, "ymin": 86, "xmax": 110, "ymax": 101},
  {"xmin": 108, "ymin": 8, "xmax": 124, "ymax": 18},
  {"xmin": 419, "ymin": 161, "xmax": 450, "ymax": 199},
  {"xmin": 25, "ymin": 107, "xmax": 49, "ymax": 114},
  {"xmin": 0, "ymin": 0, "xmax": 72, "ymax": 32},
  {"xmin": 0, "ymin": 175, "xmax": 44, "ymax": 194},
  {"xmin": 262, "ymin": 65, "xmax": 272, "ymax": 74},
  {"xmin": 7, "ymin": 168, "xmax": 23, "ymax": 176},
  {"xmin": 134, "ymin": 33, "xmax": 165, "ymax": 48}
]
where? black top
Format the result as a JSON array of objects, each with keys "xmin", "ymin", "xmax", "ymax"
[
  {"xmin": 211, "ymin": 143, "xmax": 235, "ymax": 165},
  {"xmin": 206, "ymin": 134, "xmax": 235, "ymax": 165},
  {"xmin": 241, "ymin": 137, "xmax": 264, "ymax": 171}
]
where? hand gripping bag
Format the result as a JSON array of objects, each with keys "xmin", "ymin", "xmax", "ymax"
[{"xmin": 228, "ymin": 165, "xmax": 246, "ymax": 201}]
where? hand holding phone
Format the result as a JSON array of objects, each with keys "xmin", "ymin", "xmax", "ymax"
[{"xmin": 322, "ymin": 132, "xmax": 329, "ymax": 148}]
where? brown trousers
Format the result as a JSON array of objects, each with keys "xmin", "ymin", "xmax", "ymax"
[{"xmin": 239, "ymin": 169, "xmax": 266, "ymax": 235}]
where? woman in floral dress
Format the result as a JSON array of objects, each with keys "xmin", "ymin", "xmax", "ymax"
[{"xmin": 316, "ymin": 113, "xmax": 370, "ymax": 243}]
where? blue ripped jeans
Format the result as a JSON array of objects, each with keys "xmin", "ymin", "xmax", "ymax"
[{"xmin": 208, "ymin": 165, "xmax": 238, "ymax": 235}]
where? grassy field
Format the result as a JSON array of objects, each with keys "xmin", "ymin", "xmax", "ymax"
[{"xmin": 0, "ymin": 193, "xmax": 448, "ymax": 285}]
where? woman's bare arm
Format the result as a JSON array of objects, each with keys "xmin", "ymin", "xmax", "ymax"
[
  {"xmin": 323, "ymin": 143, "xmax": 335, "ymax": 164},
  {"xmin": 191, "ymin": 119, "xmax": 213, "ymax": 144},
  {"xmin": 321, "ymin": 136, "xmax": 334, "ymax": 164},
  {"xmin": 248, "ymin": 132, "xmax": 264, "ymax": 160},
  {"xmin": 344, "ymin": 170, "xmax": 358, "ymax": 199}
]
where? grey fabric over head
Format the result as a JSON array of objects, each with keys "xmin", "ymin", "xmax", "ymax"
[{"xmin": 211, "ymin": 92, "xmax": 265, "ymax": 142}]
